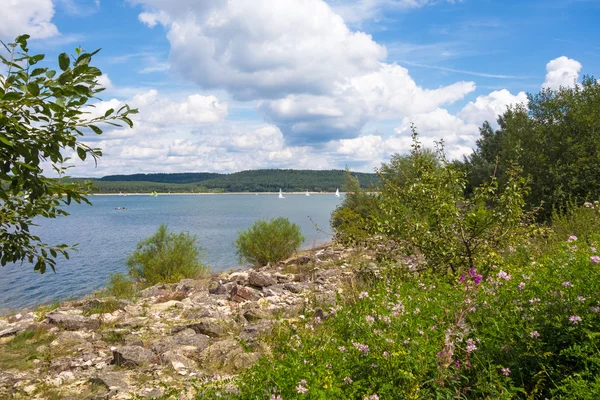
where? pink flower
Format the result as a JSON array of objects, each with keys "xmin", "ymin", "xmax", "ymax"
[
  {"xmin": 501, "ymin": 367, "xmax": 511, "ymax": 376},
  {"xmin": 365, "ymin": 315, "xmax": 375, "ymax": 324},
  {"xmin": 296, "ymin": 385, "xmax": 308, "ymax": 394},
  {"xmin": 466, "ymin": 338, "xmax": 478, "ymax": 354},
  {"xmin": 568, "ymin": 235, "xmax": 578, "ymax": 243},
  {"xmin": 270, "ymin": 395, "xmax": 282, "ymax": 400},
  {"xmin": 364, "ymin": 396, "xmax": 379, "ymax": 400},
  {"xmin": 562, "ymin": 281, "xmax": 574, "ymax": 288},
  {"xmin": 338, "ymin": 346, "xmax": 347, "ymax": 352},
  {"xmin": 569, "ymin": 315, "xmax": 582, "ymax": 325},
  {"xmin": 358, "ymin": 291, "xmax": 369, "ymax": 299},
  {"xmin": 591, "ymin": 255, "xmax": 600, "ymax": 265},
  {"xmin": 343, "ymin": 376, "xmax": 353, "ymax": 384},
  {"xmin": 530, "ymin": 330, "xmax": 540, "ymax": 339},
  {"xmin": 498, "ymin": 270, "xmax": 511, "ymax": 281},
  {"xmin": 352, "ymin": 342, "xmax": 369, "ymax": 354},
  {"xmin": 578, "ymin": 296, "xmax": 586, "ymax": 302},
  {"xmin": 591, "ymin": 247, "xmax": 597, "ymax": 254},
  {"xmin": 518, "ymin": 282, "xmax": 526, "ymax": 290}
]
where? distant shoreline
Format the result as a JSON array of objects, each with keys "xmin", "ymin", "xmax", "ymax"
[{"xmin": 91, "ymin": 192, "xmax": 345, "ymax": 196}]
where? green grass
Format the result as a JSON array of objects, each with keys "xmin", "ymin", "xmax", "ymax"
[{"xmin": 0, "ymin": 328, "xmax": 55, "ymax": 370}]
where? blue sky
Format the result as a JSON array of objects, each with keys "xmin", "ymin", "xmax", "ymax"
[{"xmin": 2, "ymin": 0, "xmax": 598, "ymax": 176}]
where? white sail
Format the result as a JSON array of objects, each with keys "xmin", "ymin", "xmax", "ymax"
[
  {"xmin": 305, "ymin": 190, "xmax": 310, "ymax": 196},
  {"xmin": 278, "ymin": 189, "xmax": 285, "ymax": 199},
  {"xmin": 335, "ymin": 188, "xmax": 340, "ymax": 197}
]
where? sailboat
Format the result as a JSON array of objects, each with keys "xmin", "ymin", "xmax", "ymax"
[
  {"xmin": 278, "ymin": 189, "xmax": 285, "ymax": 199},
  {"xmin": 335, "ymin": 188, "xmax": 340, "ymax": 197},
  {"xmin": 305, "ymin": 190, "xmax": 310, "ymax": 196}
]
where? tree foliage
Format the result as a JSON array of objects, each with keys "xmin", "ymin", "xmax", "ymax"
[
  {"xmin": 236, "ymin": 217, "xmax": 304, "ymax": 266},
  {"xmin": 0, "ymin": 34, "xmax": 137, "ymax": 273},
  {"xmin": 461, "ymin": 76, "xmax": 600, "ymax": 219},
  {"xmin": 127, "ymin": 224, "xmax": 207, "ymax": 286}
]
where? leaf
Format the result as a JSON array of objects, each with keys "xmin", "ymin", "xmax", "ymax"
[
  {"xmin": 2, "ymin": 92, "xmax": 22, "ymax": 101},
  {"xmin": 31, "ymin": 67, "xmax": 46, "ymax": 77},
  {"xmin": 121, "ymin": 116, "xmax": 133, "ymax": 128},
  {"xmin": 77, "ymin": 147, "xmax": 87, "ymax": 161},
  {"xmin": 104, "ymin": 108, "xmax": 114, "ymax": 118},
  {"xmin": 58, "ymin": 53, "xmax": 70, "ymax": 71},
  {"xmin": 88, "ymin": 125, "xmax": 102, "ymax": 135},
  {"xmin": 46, "ymin": 70, "xmax": 56, "ymax": 79},
  {"xmin": 27, "ymin": 82, "xmax": 40, "ymax": 96}
]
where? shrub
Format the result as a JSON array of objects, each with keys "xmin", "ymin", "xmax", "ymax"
[
  {"xmin": 105, "ymin": 272, "xmax": 136, "ymax": 300},
  {"xmin": 375, "ymin": 127, "xmax": 534, "ymax": 276},
  {"xmin": 126, "ymin": 224, "xmax": 207, "ymax": 286},
  {"xmin": 235, "ymin": 217, "xmax": 304, "ymax": 266},
  {"xmin": 550, "ymin": 199, "xmax": 600, "ymax": 245}
]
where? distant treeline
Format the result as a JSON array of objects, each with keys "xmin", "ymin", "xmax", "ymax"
[{"xmin": 73, "ymin": 169, "xmax": 380, "ymax": 193}]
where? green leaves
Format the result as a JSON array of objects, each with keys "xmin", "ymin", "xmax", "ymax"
[
  {"xmin": 58, "ymin": 52, "xmax": 70, "ymax": 71},
  {"xmin": 0, "ymin": 34, "xmax": 137, "ymax": 274}
]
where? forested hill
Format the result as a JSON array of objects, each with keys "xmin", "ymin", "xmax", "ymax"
[{"xmin": 82, "ymin": 169, "xmax": 380, "ymax": 193}]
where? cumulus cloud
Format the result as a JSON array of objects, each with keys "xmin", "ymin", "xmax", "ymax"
[
  {"xmin": 331, "ymin": 0, "xmax": 462, "ymax": 23},
  {"xmin": 542, "ymin": 56, "xmax": 582, "ymax": 90},
  {"xmin": 458, "ymin": 89, "xmax": 528, "ymax": 127},
  {"xmin": 0, "ymin": 0, "xmax": 59, "ymax": 39},
  {"xmin": 133, "ymin": 0, "xmax": 386, "ymax": 100}
]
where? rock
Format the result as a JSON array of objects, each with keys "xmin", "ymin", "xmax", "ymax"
[
  {"xmin": 230, "ymin": 285, "xmax": 260, "ymax": 303},
  {"xmin": 180, "ymin": 319, "xmax": 228, "ymax": 338},
  {"xmin": 229, "ymin": 272, "xmax": 249, "ymax": 285},
  {"xmin": 90, "ymin": 371, "xmax": 130, "ymax": 392},
  {"xmin": 208, "ymin": 281, "xmax": 236, "ymax": 296},
  {"xmin": 160, "ymin": 350, "xmax": 197, "ymax": 370},
  {"xmin": 243, "ymin": 308, "xmax": 272, "ymax": 322},
  {"xmin": 150, "ymin": 300, "xmax": 184, "ymax": 312},
  {"xmin": 112, "ymin": 345, "xmax": 156, "ymax": 367},
  {"xmin": 175, "ymin": 279, "xmax": 203, "ymax": 293},
  {"xmin": 182, "ymin": 306, "xmax": 211, "ymax": 320},
  {"xmin": 150, "ymin": 331, "xmax": 210, "ymax": 355},
  {"xmin": 46, "ymin": 312, "xmax": 100, "ymax": 331},
  {"xmin": 196, "ymin": 339, "xmax": 249, "ymax": 372},
  {"xmin": 239, "ymin": 321, "xmax": 274, "ymax": 343},
  {"xmin": 138, "ymin": 284, "xmax": 169, "ymax": 298},
  {"xmin": 0, "ymin": 326, "xmax": 22, "ymax": 338},
  {"xmin": 273, "ymin": 273, "xmax": 294, "ymax": 283},
  {"xmin": 283, "ymin": 283, "xmax": 302, "ymax": 294},
  {"xmin": 115, "ymin": 317, "xmax": 148, "ymax": 329},
  {"xmin": 248, "ymin": 271, "xmax": 277, "ymax": 288}
]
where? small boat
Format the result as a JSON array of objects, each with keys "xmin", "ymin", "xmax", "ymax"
[
  {"xmin": 335, "ymin": 188, "xmax": 340, "ymax": 197},
  {"xmin": 305, "ymin": 190, "xmax": 310, "ymax": 196},
  {"xmin": 150, "ymin": 191, "xmax": 158, "ymax": 197},
  {"xmin": 278, "ymin": 189, "xmax": 285, "ymax": 199}
]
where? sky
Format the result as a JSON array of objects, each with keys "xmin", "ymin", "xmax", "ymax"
[{"xmin": 1, "ymin": 0, "xmax": 599, "ymax": 176}]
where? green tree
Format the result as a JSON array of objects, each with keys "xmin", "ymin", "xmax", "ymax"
[
  {"xmin": 127, "ymin": 224, "xmax": 208, "ymax": 286},
  {"xmin": 236, "ymin": 217, "xmax": 304, "ymax": 266},
  {"xmin": 0, "ymin": 35, "xmax": 137, "ymax": 272},
  {"xmin": 462, "ymin": 77, "xmax": 600, "ymax": 219}
]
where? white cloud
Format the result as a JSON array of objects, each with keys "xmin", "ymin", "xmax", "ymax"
[
  {"xmin": 0, "ymin": 0, "xmax": 59, "ymax": 39},
  {"xmin": 97, "ymin": 74, "xmax": 113, "ymax": 90},
  {"xmin": 330, "ymin": 0, "xmax": 462, "ymax": 24},
  {"xmin": 133, "ymin": 0, "xmax": 386, "ymax": 100},
  {"xmin": 542, "ymin": 56, "xmax": 582, "ymax": 90},
  {"xmin": 458, "ymin": 89, "xmax": 528, "ymax": 127}
]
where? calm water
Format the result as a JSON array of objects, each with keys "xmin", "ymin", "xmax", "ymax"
[{"xmin": 0, "ymin": 194, "xmax": 342, "ymax": 313}]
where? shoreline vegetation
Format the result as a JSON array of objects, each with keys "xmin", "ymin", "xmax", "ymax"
[{"xmin": 91, "ymin": 192, "xmax": 346, "ymax": 195}]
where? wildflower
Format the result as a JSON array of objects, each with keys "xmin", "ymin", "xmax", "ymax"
[
  {"xmin": 474, "ymin": 274, "xmax": 483, "ymax": 284},
  {"xmin": 498, "ymin": 270, "xmax": 511, "ymax": 281},
  {"xmin": 466, "ymin": 338, "xmax": 478, "ymax": 354},
  {"xmin": 569, "ymin": 315, "xmax": 582, "ymax": 325},
  {"xmin": 518, "ymin": 282, "xmax": 526, "ymax": 290},
  {"xmin": 382, "ymin": 351, "xmax": 390, "ymax": 358},
  {"xmin": 296, "ymin": 384, "xmax": 308, "ymax": 394},
  {"xmin": 458, "ymin": 275, "xmax": 466, "ymax": 283},
  {"xmin": 352, "ymin": 342, "xmax": 369, "ymax": 354},
  {"xmin": 591, "ymin": 306, "xmax": 600, "ymax": 313},
  {"xmin": 584, "ymin": 202, "xmax": 594, "ymax": 208},
  {"xmin": 562, "ymin": 281, "xmax": 574, "ymax": 288},
  {"xmin": 358, "ymin": 291, "xmax": 369, "ymax": 299},
  {"xmin": 338, "ymin": 346, "xmax": 347, "ymax": 352},
  {"xmin": 530, "ymin": 330, "xmax": 540, "ymax": 339},
  {"xmin": 364, "ymin": 395, "xmax": 379, "ymax": 400},
  {"xmin": 591, "ymin": 247, "xmax": 597, "ymax": 254},
  {"xmin": 591, "ymin": 255, "xmax": 600, "ymax": 265},
  {"xmin": 578, "ymin": 296, "xmax": 586, "ymax": 302},
  {"xmin": 343, "ymin": 376, "xmax": 353, "ymax": 384},
  {"xmin": 529, "ymin": 298, "xmax": 541, "ymax": 304},
  {"xmin": 568, "ymin": 235, "xmax": 578, "ymax": 242},
  {"xmin": 270, "ymin": 395, "xmax": 283, "ymax": 400},
  {"xmin": 501, "ymin": 367, "xmax": 511, "ymax": 376},
  {"xmin": 365, "ymin": 315, "xmax": 375, "ymax": 325}
]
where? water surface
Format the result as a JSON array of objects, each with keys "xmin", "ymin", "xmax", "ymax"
[{"xmin": 0, "ymin": 193, "xmax": 342, "ymax": 312}]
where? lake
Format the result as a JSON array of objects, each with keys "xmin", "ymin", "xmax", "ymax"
[{"xmin": 0, "ymin": 193, "xmax": 343, "ymax": 313}]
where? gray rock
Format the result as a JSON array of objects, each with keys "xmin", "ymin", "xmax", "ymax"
[
  {"xmin": 46, "ymin": 312, "xmax": 100, "ymax": 331},
  {"xmin": 138, "ymin": 284, "xmax": 169, "ymax": 298},
  {"xmin": 90, "ymin": 371, "xmax": 130, "ymax": 392},
  {"xmin": 160, "ymin": 350, "xmax": 197, "ymax": 370},
  {"xmin": 283, "ymin": 283, "xmax": 302, "ymax": 293},
  {"xmin": 209, "ymin": 281, "xmax": 236, "ymax": 295},
  {"xmin": 150, "ymin": 332, "xmax": 210, "ymax": 355},
  {"xmin": 112, "ymin": 345, "xmax": 156, "ymax": 367},
  {"xmin": 243, "ymin": 308, "xmax": 272, "ymax": 322},
  {"xmin": 0, "ymin": 325, "xmax": 22, "ymax": 338},
  {"xmin": 248, "ymin": 271, "xmax": 277, "ymax": 288},
  {"xmin": 183, "ymin": 319, "xmax": 228, "ymax": 338}
]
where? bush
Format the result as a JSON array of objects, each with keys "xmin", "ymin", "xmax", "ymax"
[
  {"xmin": 236, "ymin": 217, "xmax": 304, "ymax": 266},
  {"xmin": 126, "ymin": 224, "xmax": 207, "ymax": 286},
  {"xmin": 105, "ymin": 272, "xmax": 136, "ymax": 300},
  {"xmin": 550, "ymin": 199, "xmax": 600, "ymax": 245}
]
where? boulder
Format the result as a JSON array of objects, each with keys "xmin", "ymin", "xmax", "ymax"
[
  {"xmin": 229, "ymin": 285, "xmax": 260, "ymax": 303},
  {"xmin": 243, "ymin": 308, "xmax": 272, "ymax": 322},
  {"xmin": 46, "ymin": 312, "xmax": 100, "ymax": 331},
  {"xmin": 160, "ymin": 350, "xmax": 197, "ymax": 370},
  {"xmin": 150, "ymin": 331, "xmax": 210, "ymax": 355},
  {"xmin": 248, "ymin": 271, "xmax": 277, "ymax": 288},
  {"xmin": 181, "ymin": 319, "xmax": 228, "ymax": 338},
  {"xmin": 90, "ymin": 371, "xmax": 130, "ymax": 392},
  {"xmin": 112, "ymin": 345, "xmax": 156, "ymax": 367}
]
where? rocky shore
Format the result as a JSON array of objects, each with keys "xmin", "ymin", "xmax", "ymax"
[{"xmin": 0, "ymin": 244, "xmax": 377, "ymax": 399}]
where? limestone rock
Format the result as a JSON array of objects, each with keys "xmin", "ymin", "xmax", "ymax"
[
  {"xmin": 248, "ymin": 271, "xmax": 277, "ymax": 288},
  {"xmin": 112, "ymin": 345, "xmax": 156, "ymax": 367},
  {"xmin": 181, "ymin": 319, "xmax": 228, "ymax": 338},
  {"xmin": 230, "ymin": 285, "xmax": 260, "ymax": 302},
  {"xmin": 243, "ymin": 308, "xmax": 272, "ymax": 322},
  {"xmin": 90, "ymin": 371, "xmax": 130, "ymax": 392},
  {"xmin": 46, "ymin": 312, "xmax": 100, "ymax": 331},
  {"xmin": 160, "ymin": 350, "xmax": 197, "ymax": 370}
]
